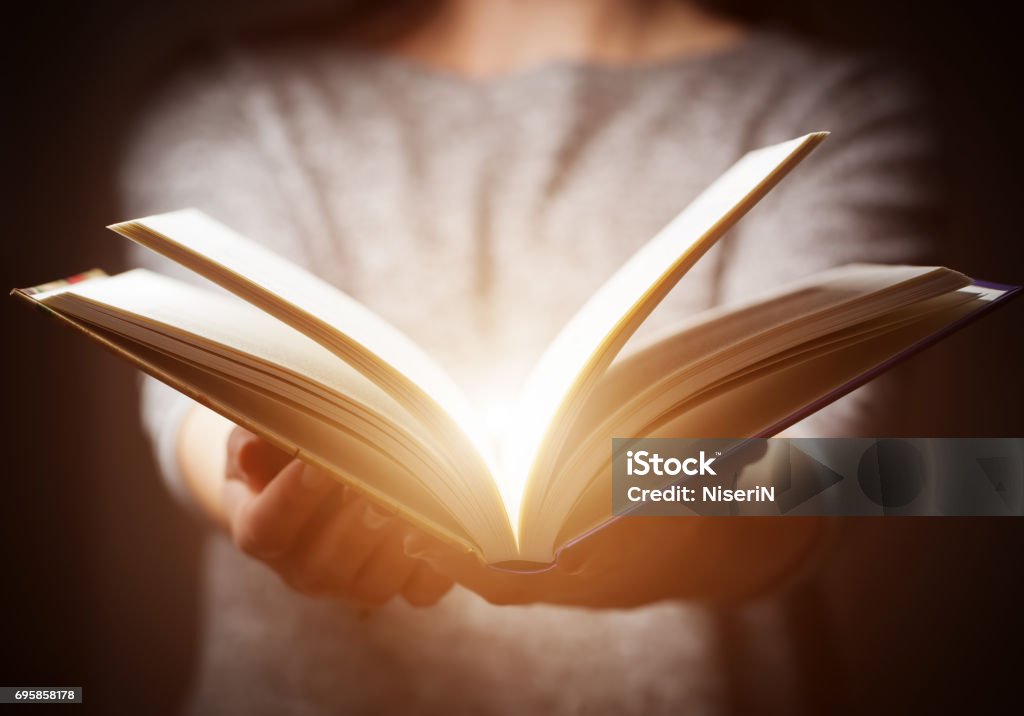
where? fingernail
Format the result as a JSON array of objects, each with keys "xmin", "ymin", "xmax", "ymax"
[
  {"xmin": 360, "ymin": 503, "xmax": 390, "ymax": 530},
  {"xmin": 300, "ymin": 464, "xmax": 328, "ymax": 490},
  {"xmin": 403, "ymin": 532, "xmax": 432, "ymax": 559}
]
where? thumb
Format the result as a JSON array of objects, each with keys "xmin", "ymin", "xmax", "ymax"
[
  {"xmin": 402, "ymin": 530, "xmax": 478, "ymax": 571},
  {"xmin": 554, "ymin": 541, "xmax": 594, "ymax": 575}
]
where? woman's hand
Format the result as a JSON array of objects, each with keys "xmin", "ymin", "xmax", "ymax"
[
  {"xmin": 213, "ymin": 423, "xmax": 825, "ymax": 610},
  {"xmin": 220, "ymin": 427, "xmax": 454, "ymax": 607},
  {"xmin": 406, "ymin": 440, "xmax": 827, "ymax": 609},
  {"xmin": 410, "ymin": 513, "xmax": 828, "ymax": 608}
]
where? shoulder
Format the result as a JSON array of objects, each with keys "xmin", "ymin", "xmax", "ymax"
[
  {"xmin": 120, "ymin": 32, "xmax": 395, "ymax": 181},
  {"xmin": 117, "ymin": 35, "xmax": 364, "ymax": 208},
  {"xmin": 738, "ymin": 27, "xmax": 932, "ymax": 143},
  {"xmin": 124, "ymin": 39, "xmax": 318, "ymax": 154},
  {"xmin": 117, "ymin": 35, "xmax": 377, "ymax": 262}
]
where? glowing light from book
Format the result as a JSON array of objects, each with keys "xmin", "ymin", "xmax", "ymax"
[{"xmin": 483, "ymin": 399, "xmax": 512, "ymax": 445}]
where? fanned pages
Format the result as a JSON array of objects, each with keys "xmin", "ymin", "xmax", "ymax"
[{"xmin": 502, "ymin": 132, "xmax": 827, "ymax": 535}]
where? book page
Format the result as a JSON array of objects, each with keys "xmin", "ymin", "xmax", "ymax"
[
  {"xmin": 110, "ymin": 210, "xmax": 511, "ymax": 542},
  {"xmin": 38, "ymin": 269, "xmax": 418, "ymax": 420},
  {"xmin": 562, "ymin": 264, "xmax": 970, "ymax": 452},
  {"xmin": 548, "ymin": 287, "xmax": 991, "ymax": 556},
  {"xmin": 16, "ymin": 291, "xmax": 481, "ymax": 555},
  {"xmin": 517, "ymin": 266, "xmax": 973, "ymax": 556},
  {"xmin": 28, "ymin": 270, "xmax": 519, "ymax": 560},
  {"xmin": 504, "ymin": 132, "xmax": 828, "ymax": 549}
]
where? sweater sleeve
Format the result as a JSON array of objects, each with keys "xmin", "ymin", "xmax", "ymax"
[
  {"xmin": 118, "ymin": 51, "xmax": 308, "ymax": 506},
  {"xmin": 719, "ymin": 54, "xmax": 944, "ymax": 436}
]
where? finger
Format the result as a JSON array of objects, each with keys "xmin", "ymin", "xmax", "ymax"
[
  {"xmin": 221, "ymin": 476, "xmax": 257, "ymax": 531},
  {"xmin": 226, "ymin": 428, "xmax": 292, "ymax": 490},
  {"xmin": 233, "ymin": 459, "xmax": 338, "ymax": 559},
  {"xmin": 445, "ymin": 560, "xmax": 535, "ymax": 606},
  {"xmin": 404, "ymin": 530, "xmax": 531, "ymax": 606},
  {"xmin": 401, "ymin": 563, "xmax": 454, "ymax": 606},
  {"xmin": 331, "ymin": 498, "xmax": 402, "ymax": 588},
  {"xmin": 553, "ymin": 540, "xmax": 595, "ymax": 576},
  {"xmin": 284, "ymin": 490, "xmax": 386, "ymax": 594},
  {"xmin": 348, "ymin": 527, "xmax": 420, "ymax": 606},
  {"xmin": 239, "ymin": 439, "xmax": 294, "ymax": 491},
  {"xmin": 403, "ymin": 530, "xmax": 475, "ymax": 570}
]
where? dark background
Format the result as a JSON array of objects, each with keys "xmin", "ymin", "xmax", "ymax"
[{"xmin": 3, "ymin": 1, "xmax": 1023, "ymax": 714}]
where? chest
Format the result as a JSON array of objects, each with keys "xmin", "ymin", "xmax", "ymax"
[{"xmin": 266, "ymin": 71, "xmax": 754, "ymax": 394}]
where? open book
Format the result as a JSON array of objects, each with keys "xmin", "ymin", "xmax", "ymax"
[{"xmin": 14, "ymin": 133, "xmax": 1019, "ymax": 566}]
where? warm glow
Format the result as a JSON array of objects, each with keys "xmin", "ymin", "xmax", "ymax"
[
  {"xmin": 500, "ymin": 134, "xmax": 824, "ymax": 547},
  {"xmin": 470, "ymin": 385, "xmax": 526, "ymax": 536}
]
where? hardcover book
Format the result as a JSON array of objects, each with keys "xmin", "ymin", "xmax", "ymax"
[{"xmin": 13, "ymin": 133, "xmax": 1018, "ymax": 566}]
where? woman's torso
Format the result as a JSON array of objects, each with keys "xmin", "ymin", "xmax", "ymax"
[{"xmin": 122, "ymin": 27, "xmax": 935, "ymax": 714}]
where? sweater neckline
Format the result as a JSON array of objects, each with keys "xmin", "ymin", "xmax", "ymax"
[{"xmin": 335, "ymin": 27, "xmax": 776, "ymax": 91}]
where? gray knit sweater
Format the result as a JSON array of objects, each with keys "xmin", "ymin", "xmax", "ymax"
[{"xmin": 120, "ymin": 26, "xmax": 937, "ymax": 715}]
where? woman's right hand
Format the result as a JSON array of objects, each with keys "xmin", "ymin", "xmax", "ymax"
[
  {"xmin": 207, "ymin": 422, "xmax": 824, "ymax": 610},
  {"xmin": 219, "ymin": 426, "xmax": 454, "ymax": 607}
]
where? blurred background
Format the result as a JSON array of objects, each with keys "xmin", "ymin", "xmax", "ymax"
[{"xmin": 3, "ymin": 1, "xmax": 1023, "ymax": 713}]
